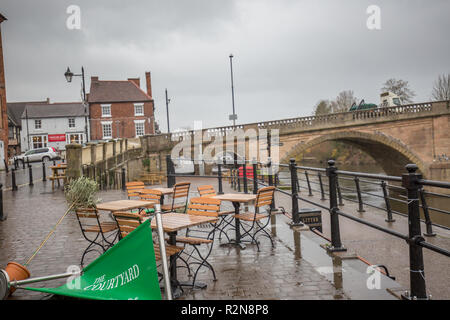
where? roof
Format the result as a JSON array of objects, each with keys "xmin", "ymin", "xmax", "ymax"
[
  {"xmin": 21, "ymin": 102, "xmax": 86, "ymax": 119},
  {"xmin": 88, "ymin": 79, "xmax": 152, "ymax": 103},
  {"xmin": 0, "ymin": 13, "xmax": 7, "ymax": 23},
  {"xmin": 7, "ymin": 100, "xmax": 48, "ymax": 126}
]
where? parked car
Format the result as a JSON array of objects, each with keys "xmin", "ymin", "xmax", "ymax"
[{"xmin": 13, "ymin": 147, "xmax": 60, "ymax": 165}]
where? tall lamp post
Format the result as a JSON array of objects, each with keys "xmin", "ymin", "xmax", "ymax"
[
  {"xmin": 229, "ymin": 54, "xmax": 237, "ymax": 127},
  {"xmin": 64, "ymin": 66, "xmax": 89, "ymax": 143},
  {"xmin": 165, "ymin": 88, "xmax": 171, "ymax": 133}
]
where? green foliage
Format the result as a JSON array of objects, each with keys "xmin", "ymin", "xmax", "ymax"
[{"xmin": 65, "ymin": 176, "xmax": 100, "ymax": 210}]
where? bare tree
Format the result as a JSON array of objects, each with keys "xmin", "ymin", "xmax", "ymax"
[
  {"xmin": 330, "ymin": 90, "xmax": 357, "ymax": 113},
  {"xmin": 381, "ymin": 78, "xmax": 416, "ymax": 103},
  {"xmin": 313, "ymin": 100, "xmax": 331, "ymax": 116},
  {"xmin": 431, "ymin": 73, "xmax": 450, "ymax": 101}
]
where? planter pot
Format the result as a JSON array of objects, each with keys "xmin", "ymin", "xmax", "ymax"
[{"xmin": 4, "ymin": 262, "xmax": 30, "ymax": 295}]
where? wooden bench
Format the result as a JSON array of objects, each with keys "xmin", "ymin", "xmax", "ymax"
[{"xmin": 140, "ymin": 172, "xmax": 166, "ymax": 185}]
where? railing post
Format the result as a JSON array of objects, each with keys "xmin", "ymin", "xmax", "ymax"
[
  {"xmin": 42, "ymin": 161, "xmax": 47, "ymax": 182},
  {"xmin": 268, "ymin": 158, "xmax": 275, "ymax": 211},
  {"xmin": 318, "ymin": 172, "xmax": 325, "ymax": 200},
  {"xmin": 121, "ymin": 167, "xmax": 126, "ymax": 191},
  {"xmin": 11, "ymin": 168, "xmax": 18, "ymax": 191},
  {"xmin": 217, "ymin": 158, "xmax": 224, "ymax": 195},
  {"xmin": 401, "ymin": 164, "xmax": 428, "ymax": 300},
  {"xmin": 252, "ymin": 158, "xmax": 258, "ymax": 195},
  {"xmin": 304, "ymin": 171, "xmax": 313, "ymax": 196},
  {"xmin": 381, "ymin": 181, "xmax": 395, "ymax": 222},
  {"xmin": 28, "ymin": 164, "xmax": 34, "ymax": 186},
  {"xmin": 289, "ymin": 158, "xmax": 302, "ymax": 226},
  {"xmin": 0, "ymin": 184, "xmax": 4, "ymax": 221},
  {"xmin": 419, "ymin": 187, "xmax": 435, "ymax": 237},
  {"xmin": 242, "ymin": 159, "xmax": 248, "ymax": 194},
  {"xmin": 354, "ymin": 177, "xmax": 365, "ymax": 213},
  {"xmin": 166, "ymin": 155, "xmax": 175, "ymax": 188},
  {"xmin": 326, "ymin": 160, "xmax": 346, "ymax": 252},
  {"xmin": 236, "ymin": 158, "xmax": 241, "ymax": 193},
  {"xmin": 336, "ymin": 177, "xmax": 344, "ymax": 206}
]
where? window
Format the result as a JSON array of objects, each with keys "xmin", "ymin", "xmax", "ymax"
[
  {"xmin": 102, "ymin": 122, "xmax": 112, "ymax": 139},
  {"xmin": 134, "ymin": 103, "xmax": 144, "ymax": 116},
  {"xmin": 68, "ymin": 118, "xmax": 75, "ymax": 128},
  {"xmin": 67, "ymin": 133, "xmax": 83, "ymax": 144},
  {"xmin": 35, "ymin": 120, "xmax": 42, "ymax": 129},
  {"xmin": 134, "ymin": 120, "xmax": 145, "ymax": 137},
  {"xmin": 101, "ymin": 104, "xmax": 111, "ymax": 117},
  {"xmin": 32, "ymin": 135, "xmax": 47, "ymax": 149}
]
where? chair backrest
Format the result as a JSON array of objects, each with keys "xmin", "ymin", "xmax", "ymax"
[
  {"xmin": 173, "ymin": 182, "xmax": 191, "ymax": 199},
  {"xmin": 126, "ymin": 181, "xmax": 145, "ymax": 198},
  {"xmin": 197, "ymin": 185, "xmax": 216, "ymax": 198},
  {"xmin": 112, "ymin": 211, "xmax": 142, "ymax": 239},
  {"xmin": 75, "ymin": 208, "xmax": 101, "ymax": 232},
  {"xmin": 139, "ymin": 189, "xmax": 162, "ymax": 203},
  {"xmin": 255, "ymin": 186, "xmax": 275, "ymax": 208},
  {"xmin": 186, "ymin": 197, "xmax": 221, "ymax": 218}
]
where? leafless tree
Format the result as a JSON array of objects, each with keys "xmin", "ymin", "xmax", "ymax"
[
  {"xmin": 431, "ymin": 73, "xmax": 450, "ymax": 101},
  {"xmin": 330, "ymin": 90, "xmax": 357, "ymax": 113},
  {"xmin": 381, "ymin": 78, "xmax": 416, "ymax": 103},
  {"xmin": 313, "ymin": 100, "xmax": 331, "ymax": 116}
]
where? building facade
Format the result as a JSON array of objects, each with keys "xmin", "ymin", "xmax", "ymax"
[
  {"xmin": 88, "ymin": 72, "xmax": 155, "ymax": 141},
  {"xmin": 0, "ymin": 14, "xmax": 8, "ymax": 167},
  {"xmin": 20, "ymin": 102, "xmax": 88, "ymax": 152}
]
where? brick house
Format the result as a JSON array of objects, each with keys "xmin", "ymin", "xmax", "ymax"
[{"xmin": 88, "ymin": 72, "xmax": 155, "ymax": 141}]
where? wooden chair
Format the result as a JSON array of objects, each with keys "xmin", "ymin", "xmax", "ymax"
[
  {"xmin": 197, "ymin": 185, "xmax": 234, "ymax": 241},
  {"xmin": 75, "ymin": 208, "xmax": 119, "ymax": 267},
  {"xmin": 161, "ymin": 181, "xmax": 191, "ymax": 213},
  {"xmin": 125, "ymin": 181, "xmax": 145, "ymax": 199},
  {"xmin": 136, "ymin": 189, "xmax": 162, "ymax": 216},
  {"xmin": 234, "ymin": 186, "xmax": 275, "ymax": 251},
  {"xmin": 175, "ymin": 197, "xmax": 221, "ymax": 286},
  {"xmin": 112, "ymin": 211, "xmax": 185, "ymax": 266}
]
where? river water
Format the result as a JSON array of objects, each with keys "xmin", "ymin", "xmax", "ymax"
[{"xmin": 276, "ymin": 162, "xmax": 450, "ymax": 229}]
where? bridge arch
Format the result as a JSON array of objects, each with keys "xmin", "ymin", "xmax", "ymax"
[{"xmin": 280, "ymin": 131, "xmax": 427, "ymax": 177}]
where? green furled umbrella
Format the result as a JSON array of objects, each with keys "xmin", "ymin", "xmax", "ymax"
[{"xmin": 22, "ymin": 219, "xmax": 161, "ymax": 300}]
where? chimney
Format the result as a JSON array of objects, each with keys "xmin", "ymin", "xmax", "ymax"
[
  {"xmin": 128, "ymin": 77, "xmax": 140, "ymax": 88},
  {"xmin": 145, "ymin": 71, "xmax": 152, "ymax": 98},
  {"xmin": 91, "ymin": 76, "xmax": 99, "ymax": 82}
]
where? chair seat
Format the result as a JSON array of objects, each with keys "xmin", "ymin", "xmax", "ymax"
[
  {"xmin": 153, "ymin": 244, "xmax": 184, "ymax": 261},
  {"xmin": 234, "ymin": 212, "xmax": 267, "ymax": 221},
  {"xmin": 175, "ymin": 236, "xmax": 213, "ymax": 245},
  {"xmin": 84, "ymin": 223, "xmax": 118, "ymax": 233}
]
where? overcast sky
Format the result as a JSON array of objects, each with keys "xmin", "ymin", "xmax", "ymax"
[{"xmin": 1, "ymin": 0, "xmax": 449, "ymax": 131}]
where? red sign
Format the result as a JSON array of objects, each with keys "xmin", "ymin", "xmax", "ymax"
[{"xmin": 48, "ymin": 134, "xmax": 66, "ymax": 142}]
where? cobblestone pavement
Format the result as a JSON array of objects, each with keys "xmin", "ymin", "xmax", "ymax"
[{"xmin": 0, "ymin": 178, "xmax": 348, "ymax": 300}]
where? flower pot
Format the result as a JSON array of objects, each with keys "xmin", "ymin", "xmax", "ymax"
[{"xmin": 4, "ymin": 262, "xmax": 31, "ymax": 295}]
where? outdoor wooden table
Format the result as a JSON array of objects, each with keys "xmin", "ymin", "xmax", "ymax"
[
  {"xmin": 49, "ymin": 165, "xmax": 67, "ymax": 190},
  {"xmin": 147, "ymin": 187, "xmax": 174, "ymax": 205},
  {"xmin": 145, "ymin": 212, "xmax": 218, "ymax": 298},
  {"xmin": 212, "ymin": 193, "xmax": 256, "ymax": 249},
  {"xmin": 96, "ymin": 200, "xmax": 156, "ymax": 213}
]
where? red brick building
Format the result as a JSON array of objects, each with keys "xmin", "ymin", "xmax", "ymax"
[{"xmin": 88, "ymin": 72, "xmax": 155, "ymax": 141}]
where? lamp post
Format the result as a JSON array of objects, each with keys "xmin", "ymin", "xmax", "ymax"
[
  {"xmin": 64, "ymin": 66, "xmax": 89, "ymax": 143},
  {"xmin": 229, "ymin": 54, "xmax": 237, "ymax": 127},
  {"xmin": 165, "ymin": 88, "xmax": 171, "ymax": 133}
]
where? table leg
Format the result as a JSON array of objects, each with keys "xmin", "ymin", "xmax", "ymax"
[{"xmin": 220, "ymin": 201, "xmax": 246, "ymax": 249}]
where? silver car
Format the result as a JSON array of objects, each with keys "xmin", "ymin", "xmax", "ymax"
[{"xmin": 14, "ymin": 147, "xmax": 60, "ymax": 165}]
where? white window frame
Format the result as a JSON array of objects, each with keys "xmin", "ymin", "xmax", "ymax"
[
  {"xmin": 134, "ymin": 103, "xmax": 144, "ymax": 116},
  {"xmin": 31, "ymin": 135, "xmax": 48, "ymax": 149},
  {"xmin": 134, "ymin": 120, "xmax": 145, "ymax": 137},
  {"xmin": 68, "ymin": 118, "xmax": 75, "ymax": 128},
  {"xmin": 34, "ymin": 119, "xmax": 42, "ymax": 130},
  {"xmin": 101, "ymin": 121, "xmax": 113, "ymax": 139},
  {"xmin": 101, "ymin": 104, "xmax": 111, "ymax": 117},
  {"xmin": 67, "ymin": 133, "xmax": 83, "ymax": 144}
]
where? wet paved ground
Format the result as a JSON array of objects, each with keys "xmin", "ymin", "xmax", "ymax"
[{"xmin": 0, "ymin": 175, "xmax": 448, "ymax": 299}]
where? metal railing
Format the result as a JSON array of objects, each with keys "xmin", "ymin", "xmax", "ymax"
[{"xmin": 164, "ymin": 155, "xmax": 450, "ymax": 300}]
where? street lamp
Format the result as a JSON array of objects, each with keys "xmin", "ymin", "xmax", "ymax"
[
  {"xmin": 165, "ymin": 88, "xmax": 171, "ymax": 133},
  {"xmin": 64, "ymin": 66, "xmax": 89, "ymax": 143},
  {"xmin": 229, "ymin": 54, "xmax": 237, "ymax": 127}
]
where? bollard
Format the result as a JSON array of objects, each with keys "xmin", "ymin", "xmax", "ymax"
[
  {"xmin": 166, "ymin": 155, "xmax": 175, "ymax": 188},
  {"xmin": 289, "ymin": 158, "xmax": 302, "ymax": 226},
  {"xmin": 401, "ymin": 164, "xmax": 428, "ymax": 300},
  {"xmin": 354, "ymin": 177, "xmax": 365, "ymax": 213},
  {"xmin": 242, "ymin": 160, "xmax": 248, "ymax": 194},
  {"xmin": 42, "ymin": 161, "xmax": 47, "ymax": 182},
  {"xmin": 252, "ymin": 158, "xmax": 258, "ymax": 195},
  {"xmin": 326, "ymin": 160, "xmax": 346, "ymax": 252},
  {"xmin": 318, "ymin": 172, "xmax": 325, "ymax": 200},
  {"xmin": 217, "ymin": 158, "xmax": 224, "ymax": 195},
  {"xmin": 267, "ymin": 158, "xmax": 275, "ymax": 211},
  {"xmin": 381, "ymin": 181, "xmax": 395, "ymax": 222},
  {"xmin": 121, "ymin": 167, "xmax": 126, "ymax": 191},
  {"xmin": 4, "ymin": 160, "xmax": 8, "ymax": 173},
  {"xmin": 22, "ymin": 158, "xmax": 25, "ymax": 170},
  {"xmin": 236, "ymin": 158, "xmax": 241, "ymax": 193},
  {"xmin": 0, "ymin": 184, "xmax": 4, "ymax": 221},
  {"xmin": 419, "ymin": 187, "xmax": 435, "ymax": 237},
  {"xmin": 11, "ymin": 169, "xmax": 18, "ymax": 191},
  {"xmin": 28, "ymin": 164, "xmax": 34, "ymax": 186}
]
